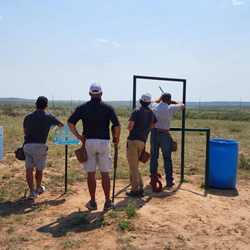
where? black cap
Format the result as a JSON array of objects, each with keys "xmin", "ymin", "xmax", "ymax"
[
  {"xmin": 161, "ymin": 93, "xmax": 171, "ymax": 100},
  {"xmin": 36, "ymin": 96, "xmax": 48, "ymax": 109}
]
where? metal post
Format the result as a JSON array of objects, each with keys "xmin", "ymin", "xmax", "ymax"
[
  {"xmin": 205, "ymin": 129, "xmax": 210, "ymax": 189},
  {"xmin": 180, "ymin": 80, "xmax": 186, "ymax": 182},
  {"xmin": 65, "ymin": 145, "xmax": 68, "ymax": 193},
  {"xmin": 133, "ymin": 76, "xmax": 136, "ymax": 109}
]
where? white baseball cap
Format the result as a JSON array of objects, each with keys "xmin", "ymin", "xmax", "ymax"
[
  {"xmin": 90, "ymin": 83, "xmax": 102, "ymax": 94},
  {"xmin": 140, "ymin": 93, "xmax": 151, "ymax": 103}
]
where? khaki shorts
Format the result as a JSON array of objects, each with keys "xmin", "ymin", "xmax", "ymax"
[
  {"xmin": 23, "ymin": 143, "xmax": 47, "ymax": 171},
  {"xmin": 82, "ymin": 139, "xmax": 111, "ymax": 172}
]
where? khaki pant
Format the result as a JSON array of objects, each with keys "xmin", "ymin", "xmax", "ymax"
[{"xmin": 126, "ymin": 139, "xmax": 144, "ymax": 192}]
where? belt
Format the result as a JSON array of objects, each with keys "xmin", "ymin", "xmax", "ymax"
[
  {"xmin": 26, "ymin": 142, "xmax": 45, "ymax": 144},
  {"xmin": 157, "ymin": 129, "xmax": 170, "ymax": 135}
]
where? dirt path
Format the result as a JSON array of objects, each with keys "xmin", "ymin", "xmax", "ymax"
[{"xmin": 1, "ymin": 174, "xmax": 250, "ymax": 250}]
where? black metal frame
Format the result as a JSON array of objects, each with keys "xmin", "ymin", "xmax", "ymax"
[{"xmin": 133, "ymin": 75, "xmax": 186, "ymax": 182}]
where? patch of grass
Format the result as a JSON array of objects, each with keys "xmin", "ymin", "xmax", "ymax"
[
  {"xmin": 46, "ymin": 161, "xmax": 53, "ymax": 167},
  {"xmin": 116, "ymin": 237, "xmax": 131, "ymax": 244},
  {"xmin": 42, "ymin": 245, "xmax": 51, "ymax": 249},
  {"xmin": 200, "ymin": 180, "xmax": 205, "ymax": 189},
  {"xmin": 10, "ymin": 165, "xmax": 21, "ymax": 173},
  {"xmin": 183, "ymin": 179, "xmax": 192, "ymax": 183},
  {"xmin": 123, "ymin": 200, "xmax": 137, "ymax": 219},
  {"xmin": 192, "ymin": 214, "xmax": 199, "ymax": 219},
  {"xmin": 228, "ymin": 126, "xmax": 242, "ymax": 133},
  {"xmin": 0, "ymin": 170, "xmax": 12, "ymax": 179},
  {"xmin": 175, "ymin": 234, "xmax": 184, "ymax": 241},
  {"xmin": 66, "ymin": 231, "xmax": 75, "ymax": 236},
  {"xmin": 72, "ymin": 212, "xmax": 89, "ymax": 226},
  {"xmin": 119, "ymin": 245, "xmax": 137, "ymax": 250},
  {"xmin": 34, "ymin": 204, "xmax": 51, "ymax": 212},
  {"xmin": 61, "ymin": 237, "xmax": 85, "ymax": 249},
  {"xmin": 117, "ymin": 218, "xmax": 134, "ymax": 231},
  {"xmin": 107, "ymin": 211, "xmax": 119, "ymax": 218},
  {"xmin": 48, "ymin": 173, "xmax": 64, "ymax": 183},
  {"xmin": 51, "ymin": 211, "xmax": 67, "ymax": 217},
  {"xmin": 239, "ymin": 154, "xmax": 250, "ymax": 170},
  {"xmin": 6, "ymin": 226, "xmax": 14, "ymax": 234},
  {"xmin": 18, "ymin": 235, "xmax": 29, "ymax": 242},
  {"xmin": 23, "ymin": 189, "xmax": 28, "ymax": 198}
]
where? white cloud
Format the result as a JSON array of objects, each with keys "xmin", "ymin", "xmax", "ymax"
[
  {"xmin": 113, "ymin": 42, "xmax": 122, "ymax": 47},
  {"xmin": 232, "ymin": 0, "xmax": 244, "ymax": 5},
  {"xmin": 233, "ymin": 55, "xmax": 240, "ymax": 58},
  {"xmin": 95, "ymin": 38, "xmax": 107, "ymax": 43},
  {"xmin": 0, "ymin": 15, "xmax": 2, "ymax": 19}
]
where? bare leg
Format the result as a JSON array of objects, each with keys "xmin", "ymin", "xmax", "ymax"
[
  {"xmin": 35, "ymin": 170, "xmax": 43, "ymax": 189},
  {"xmin": 101, "ymin": 172, "xmax": 110, "ymax": 203},
  {"xmin": 87, "ymin": 172, "xmax": 96, "ymax": 202},
  {"xmin": 26, "ymin": 168, "xmax": 34, "ymax": 193}
]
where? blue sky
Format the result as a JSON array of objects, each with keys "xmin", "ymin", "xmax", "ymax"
[{"xmin": 0, "ymin": 0, "xmax": 249, "ymax": 102}]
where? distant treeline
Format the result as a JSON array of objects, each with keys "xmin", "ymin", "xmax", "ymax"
[
  {"xmin": 1, "ymin": 98, "xmax": 250, "ymax": 107},
  {"xmin": 1, "ymin": 103, "xmax": 250, "ymax": 122}
]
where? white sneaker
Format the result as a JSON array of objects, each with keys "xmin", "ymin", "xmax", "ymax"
[
  {"xmin": 35, "ymin": 186, "xmax": 45, "ymax": 195},
  {"xmin": 29, "ymin": 192, "xmax": 38, "ymax": 200}
]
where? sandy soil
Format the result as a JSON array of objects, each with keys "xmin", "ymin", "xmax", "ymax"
[{"xmin": 1, "ymin": 174, "xmax": 250, "ymax": 250}]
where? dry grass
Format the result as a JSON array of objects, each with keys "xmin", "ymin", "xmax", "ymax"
[{"xmin": 0, "ymin": 115, "xmax": 250, "ymax": 203}]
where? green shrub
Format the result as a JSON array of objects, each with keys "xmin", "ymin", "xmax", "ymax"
[{"xmin": 239, "ymin": 154, "xmax": 250, "ymax": 170}]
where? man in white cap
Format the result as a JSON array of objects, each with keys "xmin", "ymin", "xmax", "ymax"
[
  {"xmin": 126, "ymin": 93, "xmax": 157, "ymax": 197},
  {"xmin": 67, "ymin": 83, "xmax": 121, "ymax": 211}
]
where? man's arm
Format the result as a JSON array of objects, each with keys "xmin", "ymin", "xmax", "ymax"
[
  {"xmin": 127, "ymin": 121, "xmax": 135, "ymax": 131},
  {"xmin": 153, "ymin": 97, "xmax": 162, "ymax": 104},
  {"xmin": 152, "ymin": 123, "xmax": 156, "ymax": 128},
  {"xmin": 23, "ymin": 127, "xmax": 26, "ymax": 135},
  {"xmin": 113, "ymin": 125, "xmax": 121, "ymax": 146},
  {"xmin": 57, "ymin": 121, "xmax": 64, "ymax": 127},
  {"xmin": 67, "ymin": 122, "xmax": 85, "ymax": 141},
  {"xmin": 169, "ymin": 101, "xmax": 185, "ymax": 110}
]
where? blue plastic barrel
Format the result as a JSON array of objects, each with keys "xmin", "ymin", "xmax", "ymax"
[{"xmin": 209, "ymin": 139, "xmax": 239, "ymax": 189}]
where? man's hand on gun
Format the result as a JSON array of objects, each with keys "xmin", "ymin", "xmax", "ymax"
[{"xmin": 111, "ymin": 125, "xmax": 119, "ymax": 147}]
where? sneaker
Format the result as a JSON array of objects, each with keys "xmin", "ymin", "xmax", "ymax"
[
  {"xmin": 104, "ymin": 200, "xmax": 115, "ymax": 211},
  {"xmin": 140, "ymin": 189, "xmax": 145, "ymax": 197},
  {"xmin": 35, "ymin": 186, "xmax": 45, "ymax": 195},
  {"xmin": 167, "ymin": 181, "xmax": 175, "ymax": 187},
  {"xmin": 29, "ymin": 192, "xmax": 38, "ymax": 200},
  {"xmin": 85, "ymin": 201, "xmax": 97, "ymax": 210},
  {"xmin": 126, "ymin": 190, "xmax": 141, "ymax": 198}
]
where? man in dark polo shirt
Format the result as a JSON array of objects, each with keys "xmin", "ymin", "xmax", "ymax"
[
  {"xmin": 126, "ymin": 93, "xmax": 157, "ymax": 197},
  {"xmin": 23, "ymin": 96, "xmax": 64, "ymax": 200},
  {"xmin": 67, "ymin": 83, "xmax": 121, "ymax": 211}
]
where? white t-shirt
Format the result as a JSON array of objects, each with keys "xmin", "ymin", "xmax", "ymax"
[{"xmin": 152, "ymin": 102, "xmax": 181, "ymax": 130}]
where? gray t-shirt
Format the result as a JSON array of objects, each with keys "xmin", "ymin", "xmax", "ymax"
[
  {"xmin": 127, "ymin": 106, "xmax": 157, "ymax": 143},
  {"xmin": 23, "ymin": 111, "xmax": 61, "ymax": 144}
]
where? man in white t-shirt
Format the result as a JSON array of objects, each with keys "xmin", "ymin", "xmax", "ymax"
[{"xmin": 150, "ymin": 93, "xmax": 185, "ymax": 187}]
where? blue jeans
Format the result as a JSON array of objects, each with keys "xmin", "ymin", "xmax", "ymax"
[{"xmin": 150, "ymin": 130, "xmax": 173, "ymax": 185}]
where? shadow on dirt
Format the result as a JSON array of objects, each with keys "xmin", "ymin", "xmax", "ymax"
[
  {"xmin": 0, "ymin": 197, "xmax": 66, "ymax": 217},
  {"xmin": 36, "ymin": 182, "xmax": 179, "ymax": 237},
  {"xmin": 204, "ymin": 187, "xmax": 239, "ymax": 197},
  {"xmin": 114, "ymin": 181, "xmax": 179, "ymax": 211},
  {"xmin": 37, "ymin": 209, "xmax": 106, "ymax": 237}
]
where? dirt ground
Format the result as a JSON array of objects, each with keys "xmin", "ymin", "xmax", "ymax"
[{"xmin": 1, "ymin": 174, "xmax": 250, "ymax": 250}]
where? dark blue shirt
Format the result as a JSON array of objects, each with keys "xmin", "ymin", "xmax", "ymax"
[
  {"xmin": 127, "ymin": 106, "xmax": 157, "ymax": 143},
  {"xmin": 67, "ymin": 98, "xmax": 120, "ymax": 140},
  {"xmin": 23, "ymin": 111, "xmax": 61, "ymax": 144}
]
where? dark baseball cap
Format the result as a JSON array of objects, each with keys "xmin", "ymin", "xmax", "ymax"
[
  {"xmin": 161, "ymin": 93, "xmax": 171, "ymax": 100},
  {"xmin": 36, "ymin": 96, "xmax": 48, "ymax": 109}
]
